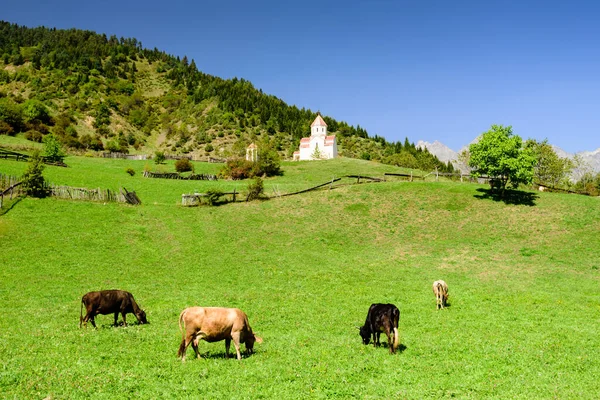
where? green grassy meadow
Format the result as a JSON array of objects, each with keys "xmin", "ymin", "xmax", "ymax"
[{"xmin": 1, "ymin": 153, "xmax": 599, "ymax": 398}]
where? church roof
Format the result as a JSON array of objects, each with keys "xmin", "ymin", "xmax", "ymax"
[
  {"xmin": 324, "ymin": 135, "xmax": 336, "ymax": 146},
  {"xmin": 310, "ymin": 114, "xmax": 327, "ymax": 127},
  {"xmin": 247, "ymin": 143, "xmax": 257, "ymax": 149}
]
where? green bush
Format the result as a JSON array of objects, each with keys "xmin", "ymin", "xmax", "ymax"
[
  {"xmin": 220, "ymin": 158, "xmax": 254, "ymax": 180},
  {"xmin": 246, "ymin": 177, "xmax": 265, "ymax": 201},
  {"xmin": 205, "ymin": 143, "xmax": 214, "ymax": 152},
  {"xmin": 126, "ymin": 168, "xmax": 135, "ymax": 176},
  {"xmin": 22, "ymin": 151, "xmax": 47, "ymax": 198},
  {"xmin": 175, "ymin": 158, "xmax": 193, "ymax": 173},
  {"xmin": 22, "ymin": 99, "xmax": 51, "ymax": 124},
  {"xmin": 154, "ymin": 151, "xmax": 165, "ymax": 164}
]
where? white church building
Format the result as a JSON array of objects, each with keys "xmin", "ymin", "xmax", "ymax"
[{"xmin": 293, "ymin": 114, "xmax": 338, "ymax": 161}]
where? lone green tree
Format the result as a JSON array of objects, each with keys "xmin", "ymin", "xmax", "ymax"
[
  {"xmin": 468, "ymin": 125, "xmax": 536, "ymax": 197},
  {"xmin": 22, "ymin": 151, "xmax": 47, "ymax": 197},
  {"xmin": 43, "ymin": 134, "xmax": 65, "ymax": 163},
  {"xmin": 525, "ymin": 139, "xmax": 573, "ymax": 188}
]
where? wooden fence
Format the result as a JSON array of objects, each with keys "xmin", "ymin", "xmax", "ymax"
[
  {"xmin": 0, "ymin": 181, "xmax": 23, "ymax": 209},
  {"xmin": 384, "ymin": 172, "xmax": 423, "ymax": 181},
  {"xmin": 143, "ymin": 171, "xmax": 218, "ymax": 181},
  {"xmin": 0, "ymin": 148, "xmax": 68, "ymax": 167},
  {"xmin": 47, "ymin": 185, "xmax": 141, "ymax": 205},
  {"xmin": 182, "ymin": 189, "xmax": 238, "ymax": 206},
  {"xmin": 345, "ymin": 175, "xmax": 384, "ymax": 183},
  {"xmin": 102, "ymin": 152, "xmax": 148, "ymax": 160},
  {"xmin": 0, "ymin": 173, "xmax": 21, "ymax": 190}
]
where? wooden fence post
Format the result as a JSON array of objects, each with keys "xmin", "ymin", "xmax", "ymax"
[{"xmin": 232, "ymin": 188, "xmax": 237, "ymax": 202}]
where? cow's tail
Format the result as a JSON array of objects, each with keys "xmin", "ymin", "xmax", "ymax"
[
  {"xmin": 393, "ymin": 308, "xmax": 400, "ymax": 352},
  {"xmin": 177, "ymin": 309, "xmax": 187, "ymax": 357},
  {"xmin": 79, "ymin": 298, "xmax": 84, "ymax": 328}
]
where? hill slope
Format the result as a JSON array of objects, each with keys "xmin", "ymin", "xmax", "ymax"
[
  {"xmin": 0, "ymin": 21, "xmax": 452, "ymax": 172},
  {"xmin": 0, "ymin": 155, "xmax": 599, "ymax": 397}
]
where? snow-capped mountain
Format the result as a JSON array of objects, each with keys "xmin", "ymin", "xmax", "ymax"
[{"xmin": 417, "ymin": 140, "xmax": 600, "ymax": 174}]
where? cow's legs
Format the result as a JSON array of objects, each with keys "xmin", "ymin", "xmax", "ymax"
[
  {"xmin": 191, "ymin": 337, "xmax": 201, "ymax": 359},
  {"xmin": 225, "ymin": 338, "xmax": 231, "ymax": 359},
  {"xmin": 180, "ymin": 339, "xmax": 190, "ymax": 361},
  {"xmin": 114, "ymin": 312, "xmax": 119, "ymax": 326},
  {"xmin": 385, "ymin": 328, "xmax": 394, "ymax": 354},
  {"xmin": 90, "ymin": 315, "xmax": 97, "ymax": 328},
  {"xmin": 121, "ymin": 311, "xmax": 127, "ymax": 326},
  {"xmin": 231, "ymin": 332, "xmax": 242, "ymax": 360}
]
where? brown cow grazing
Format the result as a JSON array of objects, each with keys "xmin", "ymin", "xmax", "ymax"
[
  {"xmin": 177, "ymin": 307, "xmax": 262, "ymax": 361},
  {"xmin": 80, "ymin": 290, "xmax": 148, "ymax": 328},
  {"xmin": 358, "ymin": 303, "xmax": 400, "ymax": 354},
  {"xmin": 433, "ymin": 280, "xmax": 449, "ymax": 309}
]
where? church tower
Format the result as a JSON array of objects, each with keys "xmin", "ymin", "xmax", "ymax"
[{"xmin": 311, "ymin": 112, "xmax": 327, "ymax": 137}]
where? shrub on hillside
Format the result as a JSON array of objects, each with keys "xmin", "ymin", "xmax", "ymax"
[
  {"xmin": 24, "ymin": 130, "xmax": 44, "ymax": 142},
  {"xmin": 22, "ymin": 151, "xmax": 47, "ymax": 198},
  {"xmin": 126, "ymin": 168, "xmax": 135, "ymax": 176},
  {"xmin": 0, "ymin": 121, "xmax": 14, "ymax": 136},
  {"xmin": 205, "ymin": 144, "xmax": 214, "ymax": 152},
  {"xmin": 154, "ymin": 151, "xmax": 165, "ymax": 164},
  {"xmin": 220, "ymin": 158, "xmax": 254, "ymax": 180},
  {"xmin": 246, "ymin": 177, "xmax": 265, "ymax": 201},
  {"xmin": 175, "ymin": 158, "xmax": 193, "ymax": 173},
  {"xmin": 255, "ymin": 148, "xmax": 282, "ymax": 177}
]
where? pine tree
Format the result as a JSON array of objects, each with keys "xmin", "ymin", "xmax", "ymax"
[{"xmin": 22, "ymin": 151, "xmax": 47, "ymax": 198}]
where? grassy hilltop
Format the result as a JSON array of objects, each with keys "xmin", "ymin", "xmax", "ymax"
[{"xmin": 1, "ymin": 154, "xmax": 599, "ymax": 398}]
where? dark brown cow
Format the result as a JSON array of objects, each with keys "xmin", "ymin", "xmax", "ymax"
[
  {"xmin": 358, "ymin": 303, "xmax": 400, "ymax": 354},
  {"xmin": 177, "ymin": 307, "xmax": 262, "ymax": 361},
  {"xmin": 80, "ymin": 290, "xmax": 148, "ymax": 328}
]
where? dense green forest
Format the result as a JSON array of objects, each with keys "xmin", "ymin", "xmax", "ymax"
[{"xmin": 0, "ymin": 21, "xmax": 453, "ymax": 171}]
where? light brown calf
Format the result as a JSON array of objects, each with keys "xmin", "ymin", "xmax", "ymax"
[
  {"xmin": 433, "ymin": 280, "xmax": 449, "ymax": 309},
  {"xmin": 177, "ymin": 307, "xmax": 262, "ymax": 361}
]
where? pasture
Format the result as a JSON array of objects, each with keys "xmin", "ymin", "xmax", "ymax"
[{"xmin": 1, "ymin": 153, "xmax": 599, "ymax": 398}]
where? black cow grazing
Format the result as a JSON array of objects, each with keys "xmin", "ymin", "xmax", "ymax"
[
  {"xmin": 80, "ymin": 290, "xmax": 148, "ymax": 328},
  {"xmin": 358, "ymin": 303, "xmax": 400, "ymax": 354}
]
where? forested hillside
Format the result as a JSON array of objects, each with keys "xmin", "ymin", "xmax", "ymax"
[{"xmin": 0, "ymin": 21, "xmax": 452, "ymax": 171}]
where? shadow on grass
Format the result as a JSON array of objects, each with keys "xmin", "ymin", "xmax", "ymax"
[
  {"xmin": 184, "ymin": 351, "xmax": 257, "ymax": 360},
  {"xmin": 0, "ymin": 196, "xmax": 24, "ymax": 216},
  {"xmin": 474, "ymin": 188, "xmax": 538, "ymax": 206},
  {"xmin": 380, "ymin": 342, "xmax": 408, "ymax": 353}
]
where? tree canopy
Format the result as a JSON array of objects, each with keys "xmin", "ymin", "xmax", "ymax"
[
  {"xmin": 468, "ymin": 125, "xmax": 536, "ymax": 195},
  {"xmin": 525, "ymin": 139, "xmax": 573, "ymax": 188}
]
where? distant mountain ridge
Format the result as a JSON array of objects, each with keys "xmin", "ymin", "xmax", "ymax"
[{"xmin": 417, "ymin": 139, "xmax": 600, "ymax": 174}]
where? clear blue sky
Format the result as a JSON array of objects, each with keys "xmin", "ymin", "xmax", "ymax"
[{"xmin": 3, "ymin": 0, "xmax": 599, "ymax": 153}]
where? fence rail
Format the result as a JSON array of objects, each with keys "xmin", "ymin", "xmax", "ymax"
[
  {"xmin": 182, "ymin": 189, "xmax": 238, "ymax": 206},
  {"xmin": 47, "ymin": 185, "xmax": 141, "ymax": 205},
  {"xmin": 102, "ymin": 152, "xmax": 148, "ymax": 160},
  {"xmin": 0, "ymin": 148, "xmax": 68, "ymax": 167},
  {"xmin": 143, "ymin": 171, "xmax": 218, "ymax": 181},
  {"xmin": 0, "ymin": 173, "xmax": 21, "ymax": 190},
  {"xmin": 345, "ymin": 175, "xmax": 384, "ymax": 183},
  {"xmin": 0, "ymin": 181, "xmax": 23, "ymax": 209}
]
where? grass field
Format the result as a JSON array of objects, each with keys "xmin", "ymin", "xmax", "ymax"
[{"xmin": 1, "ymin": 152, "xmax": 599, "ymax": 399}]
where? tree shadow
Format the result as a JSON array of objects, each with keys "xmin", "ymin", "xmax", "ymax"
[
  {"xmin": 474, "ymin": 188, "xmax": 538, "ymax": 206},
  {"xmin": 0, "ymin": 196, "xmax": 24, "ymax": 216}
]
